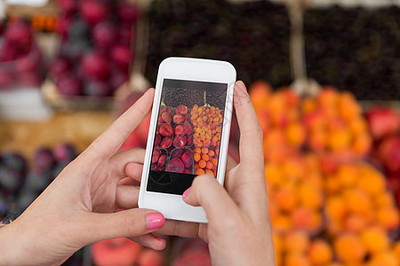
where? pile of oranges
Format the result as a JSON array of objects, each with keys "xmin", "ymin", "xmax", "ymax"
[
  {"xmin": 191, "ymin": 104, "xmax": 223, "ymax": 174},
  {"xmin": 267, "ymin": 153, "xmax": 324, "ymax": 235},
  {"xmin": 252, "ymin": 81, "xmax": 400, "ymax": 266},
  {"xmin": 193, "ymin": 147, "xmax": 219, "ymax": 176},
  {"xmin": 250, "ymin": 81, "xmax": 372, "ymax": 163}
]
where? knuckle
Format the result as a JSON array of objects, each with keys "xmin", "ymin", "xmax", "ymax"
[{"xmin": 118, "ymin": 214, "xmax": 141, "ymax": 236}]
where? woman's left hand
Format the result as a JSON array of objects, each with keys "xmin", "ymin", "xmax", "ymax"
[{"xmin": 0, "ymin": 88, "xmax": 166, "ymax": 266}]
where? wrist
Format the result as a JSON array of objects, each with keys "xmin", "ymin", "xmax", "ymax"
[{"xmin": 0, "ymin": 221, "xmax": 26, "ymax": 265}]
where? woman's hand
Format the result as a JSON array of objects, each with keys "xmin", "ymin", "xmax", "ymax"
[
  {"xmin": 0, "ymin": 89, "xmax": 166, "ymax": 266},
  {"xmin": 158, "ymin": 81, "xmax": 276, "ymax": 265}
]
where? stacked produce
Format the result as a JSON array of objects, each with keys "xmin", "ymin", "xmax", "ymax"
[
  {"xmin": 250, "ymin": 81, "xmax": 400, "ymax": 265},
  {"xmin": 0, "ymin": 143, "xmax": 77, "ymax": 219},
  {"xmin": 48, "ymin": 0, "xmax": 138, "ymax": 97},
  {"xmin": 305, "ymin": 6, "xmax": 400, "ymax": 100},
  {"xmin": 151, "ymin": 102, "xmax": 223, "ymax": 177},
  {"xmin": 0, "ymin": 19, "xmax": 43, "ymax": 89},
  {"xmin": 191, "ymin": 104, "xmax": 223, "ymax": 176},
  {"xmin": 146, "ymin": 0, "xmax": 290, "ymax": 88},
  {"xmin": 366, "ymin": 107, "xmax": 400, "ymax": 208},
  {"xmin": 0, "ymin": 144, "xmax": 82, "ymax": 264}
]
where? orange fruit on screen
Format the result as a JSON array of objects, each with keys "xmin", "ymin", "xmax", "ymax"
[
  {"xmin": 194, "ymin": 153, "xmax": 201, "ymax": 162},
  {"xmin": 196, "ymin": 168, "xmax": 205, "ymax": 175},
  {"xmin": 198, "ymin": 160, "xmax": 206, "ymax": 169}
]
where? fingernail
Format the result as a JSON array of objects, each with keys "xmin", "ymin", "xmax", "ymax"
[
  {"xmin": 236, "ymin": 81, "xmax": 247, "ymax": 91},
  {"xmin": 146, "ymin": 213, "xmax": 165, "ymax": 230},
  {"xmin": 182, "ymin": 187, "xmax": 191, "ymax": 199}
]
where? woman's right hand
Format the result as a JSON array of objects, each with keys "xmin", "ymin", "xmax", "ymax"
[{"xmin": 157, "ymin": 81, "xmax": 276, "ymax": 265}]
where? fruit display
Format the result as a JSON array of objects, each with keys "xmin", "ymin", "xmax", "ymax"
[
  {"xmin": 0, "ymin": 144, "xmax": 82, "ymax": 264},
  {"xmin": 251, "ymin": 81, "xmax": 400, "ymax": 265},
  {"xmin": 0, "ymin": 143, "xmax": 77, "ymax": 219},
  {"xmin": 145, "ymin": 0, "xmax": 291, "ymax": 88},
  {"xmin": 266, "ymin": 153, "xmax": 324, "ymax": 235},
  {"xmin": 304, "ymin": 6, "xmax": 400, "ymax": 100},
  {"xmin": 250, "ymin": 81, "xmax": 372, "ymax": 162},
  {"xmin": 48, "ymin": 0, "xmax": 138, "ymax": 98},
  {"xmin": 0, "ymin": 18, "xmax": 43, "ymax": 89},
  {"xmin": 366, "ymin": 106, "xmax": 400, "ymax": 210},
  {"xmin": 151, "ymin": 102, "xmax": 223, "ymax": 176},
  {"xmin": 191, "ymin": 104, "xmax": 223, "ymax": 176}
]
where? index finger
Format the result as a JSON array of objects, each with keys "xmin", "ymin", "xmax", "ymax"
[{"xmin": 233, "ymin": 81, "xmax": 264, "ymax": 170}]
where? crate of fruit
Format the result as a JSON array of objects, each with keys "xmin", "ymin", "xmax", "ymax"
[
  {"xmin": 0, "ymin": 18, "xmax": 44, "ymax": 90},
  {"xmin": 42, "ymin": 0, "xmax": 145, "ymax": 109}
]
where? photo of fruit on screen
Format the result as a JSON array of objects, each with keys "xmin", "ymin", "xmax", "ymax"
[{"xmin": 147, "ymin": 79, "xmax": 227, "ymax": 195}]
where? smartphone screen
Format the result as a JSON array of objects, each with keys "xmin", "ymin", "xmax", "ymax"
[{"xmin": 147, "ymin": 79, "xmax": 228, "ymax": 195}]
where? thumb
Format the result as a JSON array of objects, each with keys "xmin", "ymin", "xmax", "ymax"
[
  {"xmin": 79, "ymin": 209, "xmax": 165, "ymax": 245},
  {"xmin": 182, "ymin": 174, "xmax": 241, "ymax": 223}
]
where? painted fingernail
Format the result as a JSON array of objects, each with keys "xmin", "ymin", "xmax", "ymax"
[
  {"xmin": 146, "ymin": 213, "xmax": 165, "ymax": 230},
  {"xmin": 182, "ymin": 187, "xmax": 191, "ymax": 199}
]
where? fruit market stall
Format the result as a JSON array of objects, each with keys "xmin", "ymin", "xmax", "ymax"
[{"xmin": 2, "ymin": 0, "xmax": 400, "ymax": 265}]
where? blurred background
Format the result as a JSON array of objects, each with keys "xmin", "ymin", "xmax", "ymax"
[{"xmin": 1, "ymin": 0, "xmax": 400, "ymax": 265}]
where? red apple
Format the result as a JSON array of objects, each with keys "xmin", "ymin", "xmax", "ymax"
[
  {"xmin": 377, "ymin": 136, "xmax": 400, "ymax": 174},
  {"xmin": 173, "ymin": 114, "xmax": 185, "ymax": 124},
  {"xmin": 160, "ymin": 137, "xmax": 172, "ymax": 148},
  {"xmin": 57, "ymin": 0, "xmax": 77, "ymax": 15},
  {"xmin": 81, "ymin": 52, "xmax": 110, "ymax": 80},
  {"xmin": 175, "ymin": 125, "xmax": 185, "ymax": 136},
  {"xmin": 183, "ymin": 122, "xmax": 193, "ymax": 135},
  {"xmin": 158, "ymin": 155, "xmax": 167, "ymax": 167},
  {"xmin": 80, "ymin": 0, "xmax": 109, "ymax": 25},
  {"xmin": 366, "ymin": 107, "xmax": 400, "ymax": 139},
  {"xmin": 174, "ymin": 136, "xmax": 187, "ymax": 147},
  {"xmin": 175, "ymin": 105, "xmax": 188, "ymax": 115},
  {"xmin": 15, "ymin": 45, "xmax": 41, "ymax": 72},
  {"xmin": 56, "ymin": 74, "xmax": 82, "ymax": 96},
  {"xmin": 111, "ymin": 45, "xmax": 132, "ymax": 71},
  {"xmin": 159, "ymin": 124, "xmax": 173, "ymax": 137},
  {"xmin": 48, "ymin": 57, "xmax": 72, "ymax": 79},
  {"xmin": 56, "ymin": 15, "xmax": 73, "ymax": 38},
  {"xmin": 116, "ymin": 2, "xmax": 138, "ymax": 24},
  {"xmin": 92, "ymin": 22, "xmax": 117, "ymax": 50},
  {"xmin": 161, "ymin": 112, "xmax": 172, "ymax": 123},
  {"xmin": 4, "ymin": 19, "xmax": 32, "ymax": 51},
  {"xmin": 0, "ymin": 40, "xmax": 18, "ymax": 62}
]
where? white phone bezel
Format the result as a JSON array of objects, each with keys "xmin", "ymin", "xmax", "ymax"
[{"xmin": 138, "ymin": 57, "xmax": 236, "ymax": 223}]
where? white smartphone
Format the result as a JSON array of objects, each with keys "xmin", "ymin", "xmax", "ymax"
[{"xmin": 139, "ymin": 57, "xmax": 236, "ymax": 223}]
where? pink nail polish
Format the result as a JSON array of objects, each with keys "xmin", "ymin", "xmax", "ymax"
[
  {"xmin": 146, "ymin": 213, "xmax": 165, "ymax": 230},
  {"xmin": 182, "ymin": 187, "xmax": 191, "ymax": 198}
]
